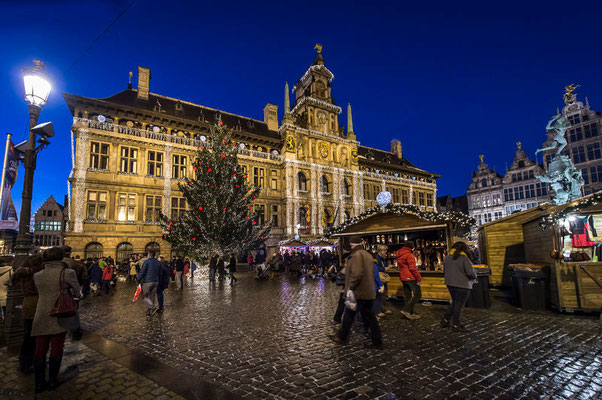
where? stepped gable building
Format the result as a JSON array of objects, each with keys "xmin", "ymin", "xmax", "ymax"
[
  {"xmin": 541, "ymin": 91, "xmax": 602, "ymax": 195},
  {"xmin": 63, "ymin": 50, "xmax": 439, "ymax": 261},
  {"xmin": 33, "ymin": 195, "xmax": 66, "ymax": 252},
  {"xmin": 467, "ymin": 155, "xmax": 504, "ymax": 226},
  {"xmin": 502, "ymin": 142, "xmax": 549, "ymax": 215}
]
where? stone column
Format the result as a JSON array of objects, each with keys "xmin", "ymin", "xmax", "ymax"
[
  {"xmin": 285, "ymin": 162, "xmax": 293, "ymax": 236},
  {"xmin": 316, "ymin": 165, "xmax": 324, "ymax": 235},
  {"xmin": 73, "ymin": 128, "xmax": 89, "ymax": 233},
  {"xmin": 163, "ymin": 144, "xmax": 173, "ymax": 217},
  {"xmin": 311, "ymin": 165, "xmax": 318, "ymax": 235},
  {"xmin": 293, "ymin": 163, "xmax": 299, "ymax": 233}
]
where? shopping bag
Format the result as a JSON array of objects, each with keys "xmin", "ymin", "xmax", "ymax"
[
  {"xmin": 132, "ymin": 284, "xmax": 141, "ymax": 302},
  {"xmin": 344, "ymin": 289, "xmax": 357, "ymax": 311}
]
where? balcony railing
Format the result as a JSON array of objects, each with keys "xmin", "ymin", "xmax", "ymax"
[{"xmin": 74, "ymin": 117, "xmax": 282, "ymax": 161}]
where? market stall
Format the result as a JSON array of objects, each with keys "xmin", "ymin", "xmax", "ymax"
[
  {"xmin": 523, "ymin": 194, "xmax": 602, "ymax": 312},
  {"xmin": 277, "ymin": 238, "xmax": 308, "ymax": 254},
  {"xmin": 307, "ymin": 239, "xmax": 337, "ymax": 254},
  {"xmin": 328, "ymin": 204, "xmax": 474, "ymax": 302}
]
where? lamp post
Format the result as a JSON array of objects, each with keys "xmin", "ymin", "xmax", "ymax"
[{"xmin": 3, "ymin": 60, "xmax": 52, "ymax": 353}]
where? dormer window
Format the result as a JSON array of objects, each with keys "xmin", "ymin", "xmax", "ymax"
[
  {"xmin": 175, "ymin": 101, "xmax": 183, "ymax": 114},
  {"xmin": 568, "ymin": 114, "xmax": 581, "ymax": 125},
  {"xmin": 153, "ymin": 100, "xmax": 162, "ymax": 113}
]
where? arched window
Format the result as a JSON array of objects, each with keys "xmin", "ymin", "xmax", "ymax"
[
  {"xmin": 145, "ymin": 242, "xmax": 161, "ymax": 256},
  {"xmin": 116, "ymin": 242, "xmax": 134, "ymax": 263},
  {"xmin": 481, "ymin": 179, "xmax": 487, "ymax": 187},
  {"xmin": 341, "ymin": 178, "xmax": 351, "ymax": 196},
  {"xmin": 320, "ymin": 175, "xmax": 330, "ymax": 193},
  {"xmin": 298, "ymin": 172, "xmax": 307, "ymax": 191},
  {"xmin": 85, "ymin": 242, "xmax": 103, "ymax": 259}
]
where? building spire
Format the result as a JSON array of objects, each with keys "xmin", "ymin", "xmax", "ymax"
[
  {"xmin": 284, "ymin": 82, "xmax": 290, "ymax": 114},
  {"xmin": 347, "ymin": 103, "xmax": 354, "ymax": 134}
]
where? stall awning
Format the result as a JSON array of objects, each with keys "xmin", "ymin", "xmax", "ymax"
[
  {"xmin": 330, "ymin": 213, "xmax": 448, "ymax": 238},
  {"xmin": 278, "ymin": 239, "xmax": 308, "ymax": 247}
]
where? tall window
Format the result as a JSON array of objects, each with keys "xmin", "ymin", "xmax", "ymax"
[
  {"xmin": 341, "ymin": 178, "xmax": 351, "ymax": 196},
  {"xmin": 119, "ymin": 146, "xmax": 138, "ymax": 173},
  {"xmin": 418, "ymin": 192, "xmax": 425, "ymax": 206},
  {"xmin": 171, "ymin": 197, "xmax": 186, "ymax": 220},
  {"xmin": 568, "ymin": 114, "xmax": 581, "ymax": 125},
  {"xmin": 569, "ymin": 128, "xmax": 583, "ymax": 142},
  {"xmin": 392, "ymin": 188, "xmax": 400, "ymax": 203},
  {"xmin": 582, "ymin": 168, "xmax": 590, "ymax": 185},
  {"xmin": 172, "ymin": 154, "xmax": 187, "ymax": 179},
  {"xmin": 90, "ymin": 142, "xmax": 109, "ymax": 170},
  {"xmin": 270, "ymin": 170, "xmax": 278, "ymax": 190},
  {"xmin": 117, "ymin": 193, "xmax": 136, "ymax": 221},
  {"xmin": 590, "ymin": 165, "xmax": 602, "ymax": 183},
  {"xmin": 402, "ymin": 189, "xmax": 409, "ymax": 204},
  {"xmin": 254, "ymin": 167, "xmax": 265, "ymax": 188},
  {"xmin": 426, "ymin": 193, "xmax": 433, "ymax": 207},
  {"xmin": 145, "ymin": 195, "xmax": 162, "ymax": 222},
  {"xmin": 271, "ymin": 205, "xmax": 278, "ymax": 226},
  {"xmin": 298, "ymin": 172, "xmax": 308, "ymax": 191},
  {"xmin": 298, "ymin": 207, "xmax": 308, "ymax": 231},
  {"xmin": 584, "ymin": 123, "xmax": 598, "ymax": 138},
  {"xmin": 572, "ymin": 146, "xmax": 586, "ymax": 164},
  {"xmin": 363, "ymin": 184, "xmax": 370, "ymax": 200},
  {"xmin": 320, "ymin": 175, "xmax": 330, "ymax": 193},
  {"xmin": 255, "ymin": 204, "xmax": 265, "ymax": 224},
  {"xmin": 373, "ymin": 185, "xmax": 379, "ymax": 200},
  {"xmin": 147, "ymin": 151, "xmax": 163, "ymax": 177},
  {"xmin": 86, "ymin": 191, "xmax": 107, "ymax": 220},
  {"xmin": 587, "ymin": 143, "xmax": 601, "ymax": 161}
]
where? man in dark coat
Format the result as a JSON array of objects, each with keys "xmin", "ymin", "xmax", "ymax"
[
  {"xmin": 88, "ymin": 259, "xmax": 102, "ymax": 296},
  {"xmin": 208, "ymin": 255, "xmax": 217, "ymax": 282},
  {"xmin": 157, "ymin": 256, "xmax": 171, "ymax": 313},
  {"xmin": 217, "ymin": 255, "xmax": 226, "ymax": 282},
  {"xmin": 228, "ymin": 254, "xmax": 237, "ymax": 285},
  {"xmin": 137, "ymin": 251, "xmax": 162, "ymax": 316},
  {"xmin": 332, "ymin": 236, "xmax": 383, "ymax": 349},
  {"xmin": 174, "ymin": 256, "xmax": 184, "ymax": 289}
]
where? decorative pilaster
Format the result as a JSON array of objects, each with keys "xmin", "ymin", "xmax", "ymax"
[
  {"xmin": 293, "ymin": 163, "xmax": 299, "ymax": 231},
  {"xmin": 358, "ymin": 172, "xmax": 365, "ymax": 213},
  {"xmin": 317, "ymin": 165, "xmax": 323, "ymax": 236},
  {"xmin": 286, "ymin": 163, "xmax": 293, "ymax": 235},
  {"xmin": 409, "ymin": 184, "xmax": 414, "ymax": 205},
  {"xmin": 333, "ymin": 168, "xmax": 340, "ymax": 224},
  {"xmin": 381, "ymin": 179, "xmax": 386, "ymax": 192},
  {"xmin": 311, "ymin": 166, "xmax": 318, "ymax": 235},
  {"xmin": 163, "ymin": 144, "xmax": 173, "ymax": 217},
  {"xmin": 73, "ymin": 128, "xmax": 89, "ymax": 233},
  {"xmin": 352, "ymin": 172, "xmax": 360, "ymax": 216}
]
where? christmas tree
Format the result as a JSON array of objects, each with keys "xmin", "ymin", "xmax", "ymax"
[{"xmin": 161, "ymin": 122, "xmax": 271, "ymax": 260}]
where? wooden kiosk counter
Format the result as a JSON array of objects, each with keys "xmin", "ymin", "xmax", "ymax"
[{"xmin": 329, "ymin": 205, "xmax": 474, "ymax": 302}]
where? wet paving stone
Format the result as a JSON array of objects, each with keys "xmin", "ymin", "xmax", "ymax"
[{"xmin": 77, "ymin": 272, "xmax": 601, "ymax": 400}]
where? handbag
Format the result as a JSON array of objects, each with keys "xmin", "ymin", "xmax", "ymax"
[
  {"xmin": 379, "ymin": 272, "xmax": 391, "ymax": 283},
  {"xmin": 50, "ymin": 268, "xmax": 78, "ymax": 318}
]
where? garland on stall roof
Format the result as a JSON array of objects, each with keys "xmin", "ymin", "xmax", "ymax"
[
  {"xmin": 540, "ymin": 192, "xmax": 602, "ymax": 230},
  {"xmin": 324, "ymin": 203, "xmax": 475, "ymax": 237}
]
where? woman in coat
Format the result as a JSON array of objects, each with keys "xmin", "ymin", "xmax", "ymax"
[
  {"xmin": 88, "ymin": 259, "xmax": 103, "ymax": 295},
  {"xmin": 32, "ymin": 247, "xmax": 81, "ymax": 393},
  {"xmin": 396, "ymin": 241, "xmax": 422, "ymax": 320},
  {"xmin": 13, "ymin": 254, "xmax": 44, "ymax": 373},
  {"xmin": 441, "ymin": 242, "xmax": 476, "ymax": 332}
]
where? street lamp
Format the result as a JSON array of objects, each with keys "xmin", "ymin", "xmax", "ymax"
[{"xmin": 4, "ymin": 60, "xmax": 52, "ymax": 353}]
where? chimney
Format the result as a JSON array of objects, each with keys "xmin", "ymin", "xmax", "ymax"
[
  {"xmin": 137, "ymin": 66, "xmax": 150, "ymax": 101},
  {"xmin": 263, "ymin": 103, "xmax": 278, "ymax": 131},
  {"xmin": 391, "ymin": 139, "xmax": 402, "ymax": 159}
]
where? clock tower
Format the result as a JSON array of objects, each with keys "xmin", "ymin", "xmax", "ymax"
[{"xmin": 291, "ymin": 46, "xmax": 343, "ymax": 136}]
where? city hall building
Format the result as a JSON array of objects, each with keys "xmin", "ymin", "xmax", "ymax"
[{"xmin": 63, "ymin": 51, "xmax": 439, "ymax": 261}]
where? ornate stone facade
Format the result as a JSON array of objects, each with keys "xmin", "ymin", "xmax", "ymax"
[{"xmin": 63, "ymin": 51, "xmax": 438, "ymax": 261}]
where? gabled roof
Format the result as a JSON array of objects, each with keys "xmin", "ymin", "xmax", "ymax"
[{"xmin": 63, "ymin": 89, "xmax": 281, "ymax": 141}]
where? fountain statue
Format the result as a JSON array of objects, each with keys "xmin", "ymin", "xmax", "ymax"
[{"xmin": 535, "ymin": 86, "xmax": 584, "ymax": 205}]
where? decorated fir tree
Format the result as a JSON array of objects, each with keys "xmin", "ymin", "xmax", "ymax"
[{"xmin": 161, "ymin": 123, "xmax": 271, "ymax": 260}]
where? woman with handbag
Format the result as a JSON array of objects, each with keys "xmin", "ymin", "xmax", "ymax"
[{"xmin": 32, "ymin": 246, "xmax": 81, "ymax": 393}]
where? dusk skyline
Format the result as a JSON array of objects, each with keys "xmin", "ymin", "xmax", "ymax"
[{"xmin": 2, "ymin": 1, "xmax": 602, "ymax": 213}]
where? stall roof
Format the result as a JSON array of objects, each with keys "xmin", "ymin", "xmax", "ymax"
[
  {"xmin": 278, "ymin": 239, "xmax": 307, "ymax": 247},
  {"xmin": 330, "ymin": 212, "xmax": 448, "ymax": 237},
  {"xmin": 477, "ymin": 204, "xmax": 553, "ymax": 230},
  {"xmin": 307, "ymin": 239, "xmax": 336, "ymax": 247}
]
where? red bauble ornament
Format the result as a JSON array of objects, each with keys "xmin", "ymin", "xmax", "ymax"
[
  {"xmin": 249, "ymin": 205, "xmax": 253, "ymax": 209},
  {"xmin": 221, "ymin": 154, "xmax": 225, "ymax": 158},
  {"xmin": 253, "ymin": 221, "xmax": 257, "ymax": 225},
  {"xmin": 243, "ymin": 175, "xmax": 247, "ymax": 179},
  {"xmin": 223, "ymin": 207, "xmax": 227, "ymax": 210},
  {"xmin": 208, "ymin": 168, "xmax": 212, "ymax": 172},
  {"xmin": 233, "ymin": 173, "xmax": 237, "ymax": 177},
  {"xmin": 199, "ymin": 206, "xmax": 203, "ymax": 211},
  {"xmin": 193, "ymin": 166, "xmax": 197, "ymax": 171},
  {"xmin": 220, "ymin": 121, "xmax": 223, "ymax": 126},
  {"xmin": 222, "ymin": 140, "xmax": 225, "ymax": 144},
  {"xmin": 236, "ymin": 185, "xmax": 240, "ymax": 188},
  {"xmin": 200, "ymin": 146, "xmax": 204, "ymax": 150},
  {"xmin": 192, "ymin": 237, "xmax": 196, "ymax": 241},
  {"xmin": 169, "ymin": 221, "xmax": 172, "ymax": 225},
  {"xmin": 211, "ymin": 185, "xmax": 214, "ymax": 188}
]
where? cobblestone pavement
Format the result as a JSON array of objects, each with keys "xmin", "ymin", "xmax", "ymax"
[
  {"xmin": 78, "ymin": 272, "xmax": 601, "ymax": 400},
  {"xmin": 0, "ymin": 338, "xmax": 184, "ymax": 400}
]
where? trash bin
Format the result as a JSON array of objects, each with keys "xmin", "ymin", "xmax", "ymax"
[
  {"xmin": 466, "ymin": 266, "xmax": 492, "ymax": 308},
  {"xmin": 509, "ymin": 265, "xmax": 548, "ymax": 310}
]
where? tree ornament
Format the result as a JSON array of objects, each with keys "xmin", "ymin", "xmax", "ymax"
[
  {"xmin": 199, "ymin": 206, "xmax": 203, "ymax": 211},
  {"xmin": 221, "ymin": 154, "xmax": 226, "ymax": 158},
  {"xmin": 208, "ymin": 168, "xmax": 212, "ymax": 172}
]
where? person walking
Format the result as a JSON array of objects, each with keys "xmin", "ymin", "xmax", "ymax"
[
  {"xmin": 441, "ymin": 242, "xmax": 477, "ymax": 332},
  {"xmin": 208, "ymin": 255, "xmax": 217, "ymax": 282},
  {"xmin": 217, "ymin": 255, "xmax": 226, "ymax": 282},
  {"xmin": 32, "ymin": 247, "xmax": 81, "ymax": 393},
  {"xmin": 12, "ymin": 254, "xmax": 44, "ymax": 374},
  {"xmin": 331, "ymin": 236, "xmax": 383, "ymax": 349},
  {"xmin": 375, "ymin": 245, "xmax": 392, "ymax": 317},
  {"xmin": 137, "ymin": 251, "xmax": 162, "ymax": 316},
  {"xmin": 157, "ymin": 256, "xmax": 171, "ymax": 313},
  {"xmin": 330, "ymin": 247, "xmax": 350, "ymax": 324},
  {"xmin": 396, "ymin": 241, "xmax": 422, "ymax": 320},
  {"xmin": 228, "ymin": 253, "xmax": 237, "ymax": 285},
  {"xmin": 89, "ymin": 258, "xmax": 102, "ymax": 296},
  {"xmin": 267, "ymin": 252, "xmax": 281, "ymax": 279},
  {"xmin": 99, "ymin": 258, "xmax": 114, "ymax": 295},
  {"xmin": 174, "ymin": 256, "xmax": 184, "ymax": 289},
  {"xmin": 128, "ymin": 256, "xmax": 138, "ymax": 283},
  {"xmin": 61, "ymin": 246, "xmax": 86, "ymax": 340}
]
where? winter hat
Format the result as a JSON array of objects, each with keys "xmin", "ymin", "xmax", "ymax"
[{"xmin": 349, "ymin": 235, "xmax": 363, "ymax": 244}]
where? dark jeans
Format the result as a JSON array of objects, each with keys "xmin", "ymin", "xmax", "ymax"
[
  {"xmin": 443, "ymin": 285, "xmax": 471, "ymax": 324},
  {"xmin": 157, "ymin": 288, "xmax": 165, "ymax": 310},
  {"xmin": 230, "ymin": 272, "xmax": 237, "ymax": 284},
  {"xmin": 338, "ymin": 299, "xmax": 383, "ymax": 345},
  {"xmin": 334, "ymin": 292, "xmax": 345, "ymax": 322},
  {"xmin": 101, "ymin": 280, "xmax": 112, "ymax": 294},
  {"xmin": 402, "ymin": 280, "xmax": 421, "ymax": 314},
  {"xmin": 373, "ymin": 291, "xmax": 383, "ymax": 314},
  {"xmin": 20, "ymin": 318, "xmax": 35, "ymax": 369}
]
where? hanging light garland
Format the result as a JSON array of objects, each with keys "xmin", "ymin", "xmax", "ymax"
[
  {"xmin": 540, "ymin": 193, "xmax": 602, "ymax": 230},
  {"xmin": 325, "ymin": 203, "xmax": 475, "ymax": 237}
]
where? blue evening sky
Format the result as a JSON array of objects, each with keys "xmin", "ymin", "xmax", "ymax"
[{"xmin": 1, "ymin": 1, "xmax": 602, "ymax": 215}]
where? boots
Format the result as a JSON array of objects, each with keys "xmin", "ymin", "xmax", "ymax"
[
  {"xmin": 47, "ymin": 355, "xmax": 63, "ymax": 389},
  {"xmin": 19, "ymin": 354, "xmax": 34, "ymax": 374},
  {"xmin": 33, "ymin": 357, "xmax": 47, "ymax": 393}
]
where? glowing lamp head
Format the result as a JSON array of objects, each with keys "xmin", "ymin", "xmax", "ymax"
[{"xmin": 22, "ymin": 60, "xmax": 51, "ymax": 106}]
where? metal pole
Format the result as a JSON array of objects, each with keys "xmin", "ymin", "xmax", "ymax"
[
  {"xmin": 0, "ymin": 133, "xmax": 12, "ymax": 214},
  {"xmin": 5, "ymin": 104, "xmax": 40, "ymax": 353}
]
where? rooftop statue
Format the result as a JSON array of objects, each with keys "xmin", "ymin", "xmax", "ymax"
[{"xmin": 536, "ymin": 89, "xmax": 584, "ymax": 205}]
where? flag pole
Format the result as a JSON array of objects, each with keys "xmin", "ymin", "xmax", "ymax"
[{"xmin": 0, "ymin": 133, "xmax": 12, "ymax": 215}]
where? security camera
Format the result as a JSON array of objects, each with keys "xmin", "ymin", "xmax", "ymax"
[{"xmin": 31, "ymin": 122, "xmax": 54, "ymax": 138}]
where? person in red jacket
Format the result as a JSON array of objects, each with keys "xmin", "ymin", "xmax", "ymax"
[{"xmin": 396, "ymin": 241, "xmax": 422, "ymax": 319}]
